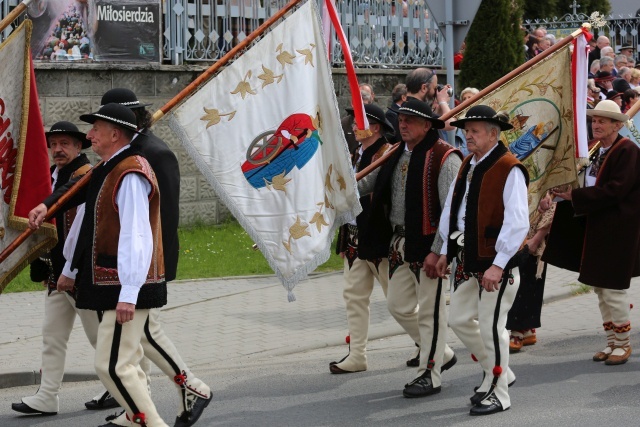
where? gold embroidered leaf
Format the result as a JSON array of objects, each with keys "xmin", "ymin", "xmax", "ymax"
[
  {"xmin": 310, "ymin": 211, "xmax": 329, "ymax": 233},
  {"xmin": 296, "ymin": 43, "xmax": 315, "ymax": 66},
  {"xmin": 271, "ymin": 171, "xmax": 291, "ymax": 193},
  {"xmin": 230, "ymin": 80, "xmax": 257, "ymax": 99},
  {"xmin": 325, "ymin": 164, "xmax": 334, "ymax": 192},
  {"xmin": 336, "ymin": 174, "xmax": 346, "ymax": 191},
  {"xmin": 324, "ymin": 193, "xmax": 334, "ymax": 209},
  {"xmin": 290, "ymin": 216, "xmax": 311, "ymax": 240},
  {"xmin": 200, "ymin": 108, "xmax": 236, "ymax": 128},
  {"xmin": 258, "ymin": 65, "xmax": 275, "ymax": 88},
  {"xmin": 201, "ymin": 107, "xmax": 221, "ymax": 128},
  {"xmin": 276, "ymin": 49, "xmax": 296, "ymax": 67}
]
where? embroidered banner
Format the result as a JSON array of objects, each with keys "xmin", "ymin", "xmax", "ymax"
[
  {"xmin": 0, "ymin": 21, "xmax": 57, "ymax": 293},
  {"xmin": 453, "ymin": 41, "xmax": 587, "ymax": 217},
  {"xmin": 169, "ymin": 1, "xmax": 360, "ymax": 299}
]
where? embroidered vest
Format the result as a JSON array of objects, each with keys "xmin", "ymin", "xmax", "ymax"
[
  {"xmin": 74, "ymin": 149, "xmax": 166, "ymax": 311},
  {"xmin": 447, "ymin": 143, "xmax": 529, "ymax": 272}
]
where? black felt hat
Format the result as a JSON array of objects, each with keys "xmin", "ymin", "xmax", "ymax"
[
  {"xmin": 100, "ymin": 88, "xmax": 151, "ymax": 109},
  {"xmin": 45, "ymin": 121, "xmax": 91, "ymax": 149},
  {"xmin": 397, "ymin": 98, "xmax": 445, "ymax": 129},
  {"xmin": 450, "ymin": 105, "xmax": 513, "ymax": 131},
  {"xmin": 346, "ymin": 103, "xmax": 395, "ymax": 135},
  {"xmin": 80, "ymin": 103, "xmax": 139, "ymax": 132}
]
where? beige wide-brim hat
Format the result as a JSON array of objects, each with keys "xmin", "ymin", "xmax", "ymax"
[{"xmin": 586, "ymin": 100, "xmax": 629, "ymax": 122}]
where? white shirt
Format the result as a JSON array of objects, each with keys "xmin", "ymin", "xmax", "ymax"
[
  {"xmin": 438, "ymin": 144, "xmax": 529, "ymax": 269},
  {"xmin": 63, "ymin": 145, "xmax": 153, "ymax": 304}
]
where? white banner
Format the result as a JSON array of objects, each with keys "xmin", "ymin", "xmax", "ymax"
[{"xmin": 169, "ymin": 1, "xmax": 360, "ymax": 299}]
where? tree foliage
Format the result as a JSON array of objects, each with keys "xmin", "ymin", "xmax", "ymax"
[{"xmin": 459, "ymin": 0, "xmax": 525, "ymax": 90}]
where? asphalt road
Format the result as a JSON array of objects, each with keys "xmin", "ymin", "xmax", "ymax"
[{"xmin": 1, "ymin": 328, "xmax": 639, "ymax": 427}]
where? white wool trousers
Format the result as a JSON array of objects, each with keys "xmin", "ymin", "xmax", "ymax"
[
  {"xmin": 95, "ymin": 310, "xmax": 168, "ymax": 427},
  {"xmin": 386, "ymin": 235, "xmax": 448, "ymax": 386},
  {"xmin": 22, "ymin": 291, "xmax": 100, "ymax": 413},
  {"xmin": 449, "ymin": 266, "xmax": 520, "ymax": 409}
]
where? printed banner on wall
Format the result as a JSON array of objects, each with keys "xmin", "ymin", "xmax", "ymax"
[
  {"xmin": 168, "ymin": 1, "xmax": 361, "ymax": 300},
  {"xmin": 28, "ymin": 0, "xmax": 160, "ymax": 62}
]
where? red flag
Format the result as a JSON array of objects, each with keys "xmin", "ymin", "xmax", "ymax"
[{"xmin": 0, "ymin": 21, "xmax": 56, "ymax": 293}]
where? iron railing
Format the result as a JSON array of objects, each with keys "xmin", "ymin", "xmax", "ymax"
[
  {"xmin": 523, "ymin": 12, "xmax": 640, "ymax": 54},
  {"xmin": 163, "ymin": 0, "xmax": 444, "ymax": 67}
]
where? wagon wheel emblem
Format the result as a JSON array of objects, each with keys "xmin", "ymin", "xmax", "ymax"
[{"xmin": 246, "ymin": 130, "xmax": 283, "ymax": 165}]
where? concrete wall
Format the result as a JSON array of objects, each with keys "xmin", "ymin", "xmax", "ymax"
[{"xmin": 34, "ymin": 63, "xmax": 450, "ymax": 226}]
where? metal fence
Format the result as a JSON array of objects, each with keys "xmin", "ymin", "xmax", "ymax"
[
  {"xmin": 163, "ymin": 0, "xmax": 444, "ymax": 67},
  {"xmin": 523, "ymin": 12, "xmax": 640, "ymax": 55}
]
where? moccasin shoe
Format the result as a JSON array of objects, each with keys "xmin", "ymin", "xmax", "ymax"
[
  {"xmin": 85, "ymin": 391, "xmax": 120, "ymax": 410},
  {"xmin": 604, "ymin": 346, "xmax": 631, "ymax": 365},
  {"xmin": 402, "ymin": 372, "xmax": 441, "ymax": 398},
  {"xmin": 509, "ymin": 336, "xmax": 523, "ymax": 353},
  {"xmin": 522, "ymin": 329, "xmax": 537, "ymax": 346},
  {"xmin": 470, "ymin": 393, "xmax": 508, "ymax": 416},
  {"xmin": 593, "ymin": 345, "xmax": 613, "ymax": 362},
  {"xmin": 11, "ymin": 402, "xmax": 57, "ymax": 416}
]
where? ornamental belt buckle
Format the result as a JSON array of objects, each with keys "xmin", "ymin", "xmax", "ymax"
[{"xmin": 450, "ymin": 231, "xmax": 465, "ymax": 261}]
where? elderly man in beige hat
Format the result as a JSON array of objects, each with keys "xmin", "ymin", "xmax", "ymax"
[{"xmin": 543, "ymin": 100, "xmax": 640, "ymax": 366}]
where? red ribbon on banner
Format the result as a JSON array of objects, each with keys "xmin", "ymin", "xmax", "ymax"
[{"xmin": 323, "ymin": 0, "xmax": 371, "ymax": 138}]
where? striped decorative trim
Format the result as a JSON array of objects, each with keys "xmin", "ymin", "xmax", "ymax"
[
  {"xmin": 398, "ymin": 107, "xmax": 431, "ymax": 119},
  {"xmin": 603, "ymin": 321, "xmax": 614, "ymax": 331},
  {"xmin": 613, "ymin": 322, "xmax": 631, "ymax": 334},
  {"xmin": 93, "ymin": 113, "xmax": 137, "ymax": 130}
]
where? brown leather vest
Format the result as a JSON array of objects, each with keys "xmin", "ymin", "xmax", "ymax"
[{"xmin": 92, "ymin": 156, "xmax": 165, "ymax": 286}]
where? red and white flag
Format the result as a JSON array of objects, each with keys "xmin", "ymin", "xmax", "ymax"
[{"xmin": 0, "ymin": 21, "xmax": 56, "ymax": 293}]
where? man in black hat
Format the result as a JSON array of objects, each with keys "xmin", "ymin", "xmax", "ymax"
[
  {"xmin": 435, "ymin": 105, "xmax": 529, "ymax": 415},
  {"xmin": 330, "ymin": 104, "xmax": 414, "ymax": 374},
  {"xmin": 358, "ymin": 98, "xmax": 462, "ymax": 398},
  {"xmin": 12, "ymin": 122, "xmax": 101, "ymax": 417},
  {"xmin": 29, "ymin": 90, "xmax": 211, "ymax": 427},
  {"xmin": 95, "ymin": 88, "xmax": 211, "ymax": 427},
  {"xmin": 31, "ymin": 103, "xmax": 170, "ymax": 426}
]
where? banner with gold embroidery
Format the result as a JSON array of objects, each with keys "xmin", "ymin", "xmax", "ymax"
[
  {"xmin": 0, "ymin": 21, "xmax": 57, "ymax": 293},
  {"xmin": 454, "ymin": 43, "xmax": 584, "ymax": 217},
  {"xmin": 168, "ymin": 1, "xmax": 360, "ymax": 299}
]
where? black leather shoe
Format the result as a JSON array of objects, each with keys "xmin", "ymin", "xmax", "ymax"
[
  {"xmin": 406, "ymin": 352, "xmax": 420, "ymax": 367},
  {"xmin": 442, "ymin": 354, "xmax": 457, "ymax": 371},
  {"xmin": 174, "ymin": 394, "xmax": 213, "ymax": 427},
  {"xmin": 11, "ymin": 402, "xmax": 57, "ymax": 416},
  {"xmin": 470, "ymin": 393, "xmax": 508, "ymax": 416},
  {"xmin": 473, "ymin": 376, "xmax": 515, "ymax": 392},
  {"xmin": 85, "ymin": 391, "xmax": 120, "ymax": 410},
  {"xmin": 470, "ymin": 391, "xmax": 486, "ymax": 406},
  {"xmin": 97, "ymin": 410, "xmax": 125, "ymax": 427},
  {"xmin": 402, "ymin": 373, "xmax": 441, "ymax": 398}
]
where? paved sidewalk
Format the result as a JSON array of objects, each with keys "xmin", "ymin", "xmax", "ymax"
[{"xmin": 0, "ymin": 265, "xmax": 614, "ymax": 389}]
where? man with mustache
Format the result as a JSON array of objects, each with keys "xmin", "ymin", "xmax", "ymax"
[{"xmin": 12, "ymin": 122, "xmax": 102, "ymax": 416}]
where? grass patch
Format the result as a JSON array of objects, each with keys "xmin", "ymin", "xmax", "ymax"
[
  {"xmin": 3, "ymin": 220, "xmax": 344, "ymax": 293},
  {"xmin": 175, "ymin": 220, "xmax": 344, "ymax": 280},
  {"xmin": 567, "ymin": 282, "xmax": 592, "ymax": 296}
]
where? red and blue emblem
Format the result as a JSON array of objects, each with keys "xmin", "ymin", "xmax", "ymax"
[{"xmin": 241, "ymin": 113, "xmax": 321, "ymax": 189}]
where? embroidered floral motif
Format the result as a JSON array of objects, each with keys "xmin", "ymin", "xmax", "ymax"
[
  {"xmin": 388, "ymin": 236, "xmax": 404, "ymax": 279},
  {"xmin": 410, "ymin": 262, "xmax": 422, "ymax": 282}
]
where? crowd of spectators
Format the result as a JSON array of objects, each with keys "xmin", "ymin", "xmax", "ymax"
[{"xmin": 35, "ymin": 4, "xmax": 91, "ymax": 61}]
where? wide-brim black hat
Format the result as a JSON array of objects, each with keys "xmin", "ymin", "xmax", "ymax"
[
  {"xmin": 100, "ymin": 88, "xmax": 152, "ymax": 109},
  {"xmin": 450, "ymin": 105, "xmax": 513, "ymax": 131},
  {"xmin": 45, "ymin": 121, "xmax": 91, "ymax": 149},
  {"xmin": 80, "ymin": 103, "xmax": 139, "ymax": 132},
  {"xmin": 346, "ymin": 103, "xmax": 395, "ymax": 135},
  {"xmin": 397, "ymin": 98, "xmax": 445, "ymax": 129}
]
